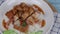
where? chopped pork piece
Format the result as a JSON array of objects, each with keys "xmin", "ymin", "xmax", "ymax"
[
  {"xmin": 12, "ymin": 9, "xmax": 17, "ymax": 15},
  {"xmin": 5, "ymin": 10, "xmax": 14, "ymax": 19},
  {"xmin": 27, "ymin": 16, "xmax": 35, "ymax": 25},
  {"xmin": 40, "ymin": 20, "xmax": 46, "ymax": 27},
  {"xmin": 20, "ymin": 3, "xmax": 28, "ymax": 8},
  {"xmin": 22, "ymin": 12, "xmax": 29, "ymax": 20},
  {"xmin": 33, "ymin": 5, "xmax": 44, "ymax": 14},
  {"xmin": 28, "ymin": 7, "xmax": 34, "ymax": 14},
  {"xmin": 2, "ymin": 20, "xmax": 9, "ymax": 30}
]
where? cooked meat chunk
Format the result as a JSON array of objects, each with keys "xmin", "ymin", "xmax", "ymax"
[
  {"xmin": 33, "ymin": 5, "xmax": 44, "ymax": 14},
  {"xmin": 5, "ymin": 10, "xmax": 14, "ymax": 19}
]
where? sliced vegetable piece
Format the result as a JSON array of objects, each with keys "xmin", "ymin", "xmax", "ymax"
[
  {"xmin": 3, "ymin": 30, "xmax": 17, "ymax": 34},
  {"xmin": 35, "ymin": 30, "xmax": 43, "ymax": 34}
]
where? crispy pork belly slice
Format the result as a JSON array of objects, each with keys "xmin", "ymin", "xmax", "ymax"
[
  {"xmin": 22, "ymin": 7, "xmax": 34, "ymax": 20},
  {"xmin": 28, "ymin": 7, "xmax": 34, "ymax": 14},
  {"xmin": 33, "ymin": 5, "xmax": 44, "ymax": 14},
  {"xmin": 32, "ymin": 12, "xmax": 39, "ymax": 23},
  {"xmin": 27, "ymin": 16, "xmax": 35, "ymax": 25},
  {"xmin": 26, "ymin": 12, "xmax": 40, "ymax": 25},
  {"xmin": 5, "ymin": 10, "xmax": 14, "ymax": 19},
  {"xmin": 20, "ymin": 3, "xmax": 28, "ymax": 8},
  {"xmin": 22, "ymin": 12, "xmax": 29, "ymax": 20},
  {"xmin": 32, "ymin": 16, "xmax": 39, "ymax": 23},
  {"xmin": 40, "ymin": 19, "xmax": 46, "ymax": 27},
  {"xmin": 14, "ymin": 16, "xmax": 18, "ymax": 21},
  {"xmin": 2, "ymin": 20, "xmax": 9, "ymax": 30},
  {"xmin": 13, "ymin": 5, "xmax": 22, "ymax": 11},
  {"xmin": 19, "ymin": 3, "xmax": 30, "ymax": 12},
  {"xmin": 12, "ymin": 9, "xmax": 17, "ymax": 15}
]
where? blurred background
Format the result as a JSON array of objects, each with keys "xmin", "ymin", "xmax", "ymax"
[{"xmin": 48, "ymin": 0, "xmax": 60, "ymax": 13}]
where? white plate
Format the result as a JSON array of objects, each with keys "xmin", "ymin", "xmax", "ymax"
[{"xmin": 0, "ymin": 0, "xmax": 54, "ymax": 34}]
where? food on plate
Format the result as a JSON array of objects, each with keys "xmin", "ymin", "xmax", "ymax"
[
  {"xmin": 40, "ymin": 20, "xmax": 46, "ymax": 27},
  {"xmin": 33, "ymin": 5, "xmax": 44, "ymax": 14},
  {"xmin": 2, "ymin": 20, "xmax": 9, "ymax": 30},
  {"xmin": 2, "ymin": 3, "xmax": 46, "ymax": 33}
]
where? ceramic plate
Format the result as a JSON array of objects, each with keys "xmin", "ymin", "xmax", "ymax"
[{"xmin": 0, "ymin": 0, "xmax": 54, "ymax": 34}]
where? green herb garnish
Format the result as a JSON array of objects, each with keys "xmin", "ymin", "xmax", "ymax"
[
  {"xmin": 3, "ymin": 30, "xmax": 17, "ymax": 34},
  {"xmin": 22, "ymin": 21, "xmax": 27, "ymax": 27}
]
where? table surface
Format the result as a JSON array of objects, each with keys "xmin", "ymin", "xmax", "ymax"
[
  {"xmin": 0, "ymin": 0, "xmax": 60, "ymax": 34},
  {"xmin": 47, "ymin": 0, "xmax": 60, "ymax": 34},
  {"xmin": 48, "ymin": 0, "xmax": 60, "ymax": 13}
]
